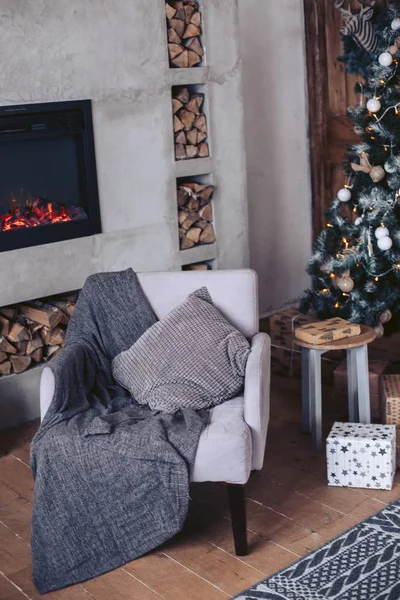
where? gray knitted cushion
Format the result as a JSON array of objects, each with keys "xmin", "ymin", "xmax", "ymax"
[{"xmin": 112, "ymin": 287, "xmax": 250, "ymax": 413}]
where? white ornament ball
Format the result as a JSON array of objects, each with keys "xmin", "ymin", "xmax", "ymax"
[
  {"xmin": 384, "ymin": 159, "xmax": 396, "ymax": 174},
  {"xmin": 337, "ymin": 188, "xmax": 352, "ymax": 202},
  {"xmin": 354, "ymin": 217, "xmax": 363, "ymax": 226},
  {"xmin": 374, "ymin": 323, "xmax": 385, "ymax": 338},
  {"xmin": 375, "ymin": 226, "xmax": 390, "ymax": 239},
  {"xmin": 379, "ymin": 52, "xmax": 394, "ymax": 67},
  {"xmin": 337, "ymin": 276, "xmax": 355, "ymax": 293},
  {"xmin": 380, "ymin": 309, "xmax": 392, "ymax": 324},
  {"xmin": 377, "ymin": 236, "xmax": 393, "ymax": 250},
  {"xmin": 367, "ymin": 98, "xmax": 381, "ymax": 113},
  {"xmin": 391, "ymin": 18, "xmax": 400, "ymax": 30}
]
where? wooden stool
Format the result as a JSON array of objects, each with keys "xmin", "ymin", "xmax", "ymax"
[{"xmin": 294, "ymin": 325, "xmax": 376, "ymax": 452}]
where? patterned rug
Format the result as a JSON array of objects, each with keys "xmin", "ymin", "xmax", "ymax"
[{"xmin": 233, "ymin": 499, "xmax": 400, "ymax": 599}]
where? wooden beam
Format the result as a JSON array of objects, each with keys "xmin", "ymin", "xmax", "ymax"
[{"xmin": 303, "ymin": 0, "xmax": 329, "ymax": 240}]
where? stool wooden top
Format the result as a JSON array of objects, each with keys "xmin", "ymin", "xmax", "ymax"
[{"xmin": 293, "ymin": 324, "xmax": 376, "ymax": 351}]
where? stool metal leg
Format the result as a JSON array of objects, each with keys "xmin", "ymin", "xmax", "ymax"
[
  {"xmin": 302, "ymin": 348, "xmax": 312, "ymax": 433},
  {"xmin": 346, "ymin": 349, "xmax": 359, "ymax": 422},
  {"xmin": 309, "ymin": 349, "xmax": 323, "ymax": 452},
  {"xmin": 354, "ymin": 344, "xmax": 371, "ymax": 424}
]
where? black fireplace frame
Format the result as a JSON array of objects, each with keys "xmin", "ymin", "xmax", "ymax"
[{"xmin": 0, "ymin": 99, "xmax": 101, "ymax": 253}]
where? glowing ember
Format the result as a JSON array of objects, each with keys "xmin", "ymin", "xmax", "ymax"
[{"xmin": 0, "ymin": 197, "xmax": 87, "ymax": 233}]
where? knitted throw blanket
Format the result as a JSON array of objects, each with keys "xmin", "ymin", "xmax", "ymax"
[{"xmin": 30, "ymin": 269, "xmax": 206, "ymax": 594}]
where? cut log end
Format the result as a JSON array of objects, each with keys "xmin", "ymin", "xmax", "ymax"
[
  {"xmin": 165, "ymin": 3, "xmax": 177, "ymax": 19},
  {"xmin": 198, "ymin": 142, "xmax": 209, "ymax": 158},
  {"xmin": 199, "ymin": 223, "xmax": 216, "ymax": 244},
  {"xmin": 169, "ymin": 18, "xmax": 185, "ymax": 38},
  {"xmin": 194, "ymin": 114, "xmax": 207, "ymax": 133},
  {"xmin": 171, "ymin": 50, "xmax": 189, "ymax": 68},
  {"xmin": 182, "ymin": 23, "xmax": 201, "ymax": 39},
  {"xmin": 0, "ymin": 361, "xmax": 11, "ymax": 376},
  {"xmin": 7, "ymin": 322, "xmax": 30, "ymax": 344},
  {"xmin": 175, "ymin": 143, "xmax": 187, "ymax": 160},
  {"xmin": 187, "ymin": 37, "xmax": 204, "ymax": 57},
  {"xmin": 20, "ymin": 302, "xmax": 63, "ymax": 329},
  {"xmin": 190, "ymin": 11, "xmax": 201, "ymax": 27},
  {"xmin": 168, "ymin": 43, "xmax": 185, "ymax": 60},
  {"xmin": 175, "ymin": 88, "xmax": 190, "ymax": 104},
  {"xmin": 172, "ymin": 98, "xmax": 184, "ymax": 114},
  {"xmin": 10, "ymin": 355, "xmax": 32, "ymax": 374},
  {"xmin": 175, "ymin": 130, "xmax": 187, "ymax": 145},
  {"xmin": 186, "ymin": 145, "xmax": 198, "ymax": 159},
  {"xmin": 178, "ymin": 108, "xmax": 196, "ymax": 131},
  {"xmin": 188, "ymin": 50, "xmax": 202, "ymax": 68}
]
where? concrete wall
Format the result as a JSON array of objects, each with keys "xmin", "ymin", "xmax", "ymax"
[
  {"xmin": 0, "ymin": 0, "xmax": 249, "ymax": 307},
  {"xmin": 238, "ymin": 0, "xmax": 312, "ymax": 315}
]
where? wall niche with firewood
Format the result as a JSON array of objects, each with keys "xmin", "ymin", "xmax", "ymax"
[
  {"xmin": 177, "ymin": 178, "xmax": 215, "ymax": 250},
  {"xmin": 166, "ymin": 0, "xmax": 205, "ymax": 68},
  {"xmin": 0, "ymin": 292, "xmax": 78, "ymax": 377},
  {"xmin": 172, "ymin": 85, "xmax": 210, "ymax": 161},
  {"xmin": 182, "ymin": 260, "xmax": 214, "ymax": 271}
]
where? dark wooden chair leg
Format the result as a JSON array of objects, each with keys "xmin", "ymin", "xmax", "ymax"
[{"xmin": 227, "ymin": 484, "xmax": 248, "ymax": 556}]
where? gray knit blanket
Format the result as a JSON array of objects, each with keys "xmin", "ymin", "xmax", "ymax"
[{"xmin": 30, "ymin": 269, "xmax": 206, "ymax": 594}]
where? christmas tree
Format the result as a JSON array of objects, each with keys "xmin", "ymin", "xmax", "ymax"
[{"xmin": 302, "ymin": 0, "xmax": 400, "ymax": 336}]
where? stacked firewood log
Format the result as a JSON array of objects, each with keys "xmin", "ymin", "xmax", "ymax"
[
  {"xmin": 178, "ymin": 182, "xmax": 215, "ymax": 250},
  {"xmin": 173, "ymin": 87, "xmax": 209, "ymax": 161},
  {"xmin": 182, "ymin": 262, "xmax": 212, "ymax": 270},
  {"xmin": 0, "ymin": 293, "xmax": 78, "ymax": 376},
  {"xmin": 166, "ymin": 0, "xmax": 204, "ymax": 68}
]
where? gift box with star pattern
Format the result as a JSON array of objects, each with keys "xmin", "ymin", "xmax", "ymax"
[{"xmin": 326, "ymin": 422, "xmax": 396, "ymax": 490}]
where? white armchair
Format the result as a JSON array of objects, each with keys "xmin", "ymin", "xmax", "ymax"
[{"xmin": 40, "ymin": 269, "xmax": 271, "ymax": 556}]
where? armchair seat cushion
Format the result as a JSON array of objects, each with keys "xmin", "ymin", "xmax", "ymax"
[{"xmin": 191, "ymin": 396, "xmax": 252, "ymax": 485}]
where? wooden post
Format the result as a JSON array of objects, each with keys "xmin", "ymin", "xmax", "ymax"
[{"xmin": 303, "ymin": 0, "xmax": 329, "ymax": 240}]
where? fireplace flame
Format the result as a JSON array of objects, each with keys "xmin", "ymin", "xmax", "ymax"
[{"xmin": 0, "ymin": 198, "xmax": 87, "ymax": 233}]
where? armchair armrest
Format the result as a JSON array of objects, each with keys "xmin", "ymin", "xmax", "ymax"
[
  {"xmin": 40, "ymin": 366, "xmax": 56, "ymax": 422},
  {"xmin": 244, "ymin": 332, "xmax": 271, "ymax": 471}
]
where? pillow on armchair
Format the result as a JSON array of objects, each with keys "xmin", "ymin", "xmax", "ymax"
[{"xmin": 112, "ymin": 287, "xmax": 250, "ymax": 413}]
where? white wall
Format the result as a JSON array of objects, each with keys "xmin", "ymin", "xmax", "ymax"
[{"xmin": 238, "ymin": 0, "xmax": 312, "ymax": 315}]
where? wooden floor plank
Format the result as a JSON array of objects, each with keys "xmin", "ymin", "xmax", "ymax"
[
  {"xmin": 0, "ymin": 524, "xmax": 32, "ymax": 578},
  {"xmin": 0, "ymin": 497, "xmax": 33, "ymax": 544},
  {"xmin": 246, "ymin": 472, "xmax": 345, "ymax": 530},
  {"xmin": 82, "ymin": 568, "xmax": 162, "ymax": 600},
  {"xmin": 184, "ymin": 511, "xmax": 298, "ymax": 577},
  {"xmin": 245, "ymin": 500, "xmax": 315, "ymax": 556},
  {"xmin": 0, "ymin": 481, "xmax": 19, "ymax": 509},
  {"xmin": 10, "ymin": 566, "xmax": 95, "ymax": 600},
  {"xmin": 0, "ymin": 573, "xmax": 30, "ymax": 600},
  {"xmin": 162, "ymin": 532, "xmax": 262, "ymax": 597},
  {"xmin": 11, "ymin": 443, "xmax": 32, "ymax": 468},
  {"xmin": 0, "ymin": 420, "xmax": 39, "ymax": 459},
  {"xmin": 258, "ymin": 456, "xmax": 370, "ymax": 514},
  {"xmin": 0, "ymin": 456, "xmax": 34, "ymax": 503},
  {"xmin": 288, "ymin": 497, "xmax": 387, "ymax": 554},
  {"xmin": 124, "ymin": 553, "xmax": 228, "ymax": 600}
]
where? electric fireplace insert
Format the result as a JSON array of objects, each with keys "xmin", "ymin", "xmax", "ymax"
[{"xmin": 0, "ymin": 100, "xmax": 101, "ymax": 253}]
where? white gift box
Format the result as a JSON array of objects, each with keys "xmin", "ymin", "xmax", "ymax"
[{"xmin": 326, "ymin": 422, "xmax": 396, "ymax": 490}]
